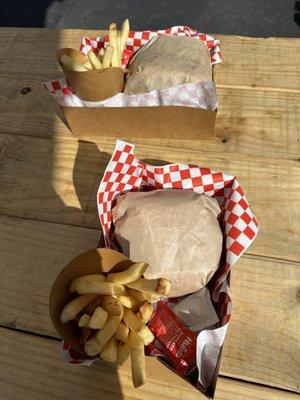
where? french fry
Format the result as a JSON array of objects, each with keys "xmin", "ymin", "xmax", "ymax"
[
  {"xmin": 136, "ymin": 301, "xmax": 154, "ymax": 324},
  {"xmin": 82, "ymin": 296, "xmax": 103, "ymax": 315},
  {"xmin": 117, "ymin": 32, "xmax": 121, "ymax": 57},
  {"xmin": 117, "ymin": 333, "xmax": 131, "ymax": 365},
  {"xmin": 70, "ymin": 274, "xmax": 105, "ymax": 293},
  {"xmin": 119, "ymin": 18, "xmax": 130, "ymax": 56},
  {"xmin": 78, "ymin": 313, "xmax": 91, "ymax": 328},
  {"xmin": 101, "ymin": 296, "xmax": 123, "ymax": 316},
  {"xmin": 107, "ymin": 262, "xmax": 148, "ymax": 284},
  {"xmin": 127, "ymin": 288, "xmax": 145, "ymax": 303},
  {"xmin": 82, "ymin": 60, "xmax": 93, "ymax": 70},
  {"xmin": 60, "ymin": 294, "xmax": 97, "ymax": 323},
  {"xmin": 87, "ymin": 49, "xmax": 102, "ymax": 69},
  {"xmin": 109, "ymin": 22, "xmax": 120, "ymax": 67},
  {"xmin": 100, "ymin": 336, "xmax": 118, "ymax": 363},
  {"xmin": 117, "ymin": 295, "xmax": 140, "ymax": 312},
  {"xmin": 98, "ymin": 47, "xmax": 105, "ymax": 62},
  {"xmin": 122, "ymin": 308, "xmax": 154, "ymax": 346},
  {"xmin": 60, "ymin": 54, "xmax": 89, "ymax": 72},
  {"xmin": 71, "ymin": 278, "xmax": 126, "ymax": 296},
  {"xmin": 115, "ymin": 321, "xmax": 129, "ymax": 342},
  {"xmin": 126, "ymin": 278, "xmax": 171, "ymax": 296},
  {"xmin": 89, "ymin": 306, "xmax": 108, "ymax": 329},
  {"xmin": 102, "ymin": 45, "xmax": 114, "ymax": 68},
  {"xmin": 79, "ymin": 327, "xmax": 92, "ymax": 345},
  {"xmin": 96, "ymin": 314, "xmax": 123, "ymax": 352},
  {"xmin": 131, "ymin": 330, "xmax": 146, "ymax": 388},
  {"xmin": 84, "ymin": 335, "xmax": 103, "ymax": 356}
]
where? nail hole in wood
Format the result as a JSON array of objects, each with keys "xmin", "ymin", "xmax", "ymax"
[
  {"xmin": 21, "ymin": 87, "xmax": 32, "ymax": 95},
  {"xmin": 221, "ymin": 138, "xmax": 227, "ymax": 143}
]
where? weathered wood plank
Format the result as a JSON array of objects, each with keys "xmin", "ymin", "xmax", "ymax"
[
  {"xmin": 223, "ymin": 256, "xmax": 300, "ymax": 391},
  {"xmin": 0, "ymin": 215, "xmax": 298, "ymax": 391},
  {"xmin": 0, "ymin": 134, "xmax": 298, "ymax": 262},
  {"xmin": 0, "ymin": 328, "xmax": 298, "ymax": 400},
  {"xmin": 0, "ymin": 28, "xmax": 299, "ymax": 90}
]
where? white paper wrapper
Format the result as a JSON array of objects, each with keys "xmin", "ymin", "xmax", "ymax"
[{"xmin": 172, "ymin": 287, "xmax": 219, "ymax": 332}]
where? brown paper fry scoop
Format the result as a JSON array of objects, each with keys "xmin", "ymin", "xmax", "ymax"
[
  {"xmin": 57, "ymin": 48, "xmax": 125, "ymax": 102},
  {"xmin": 49, "ymin": 248, "xmax": 132, "ymax": 354}
]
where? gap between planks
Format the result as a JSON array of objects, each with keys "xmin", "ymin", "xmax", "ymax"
[{"xmin": 216, "ymin": 83, "xmax": 300, "ymax": 94}]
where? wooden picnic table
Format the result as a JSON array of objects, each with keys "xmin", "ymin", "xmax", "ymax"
[{"xmin": 0, "ymin": 27, "xmax": 299, "ymax": 400}]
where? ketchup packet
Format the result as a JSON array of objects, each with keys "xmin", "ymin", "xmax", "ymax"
[{"xmin": 148, "ymin": 301, "xmax": 197, "ymax": 375}]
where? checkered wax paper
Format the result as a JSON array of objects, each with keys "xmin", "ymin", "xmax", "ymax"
[
  {"xmin": 80, "ymin": 25, "xmax": 222, "ymax": 66},
  {"xmin": 43, "ymin": 78, "xmax": 218, "ymax": 110}
]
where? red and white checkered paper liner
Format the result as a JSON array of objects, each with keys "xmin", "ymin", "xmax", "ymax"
[
  {"xmin": 80, "ymin": 25, "xmax": 221, "ymax": 66},
  {"xmin": 43, "ymin": 78, "xmax": 218, "ymax": 110}
]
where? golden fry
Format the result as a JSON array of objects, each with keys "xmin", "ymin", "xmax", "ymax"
[
  {"xmin": 71, "ymin": 278, "xmax": 126, "ymax": 296},
  {"xmin": 117, "ymin": 32, "xmax": 121, "ymax": 56},
  {"xmin": 107, "ymin": 262, "xmax": 148, "ymax": 284},
  {"xmin": 102, "ymin": 45, "xmax": 114, "ymax": 68},
  {"xmin": 98, "ymin": 47, "xmax": 105, "ymax": 62},
  {"xmin": 82, "ymin": 296, "xmax": 103, "ymax": 316},
  {"xmin": 69, "ymin": 274, "xmax": 105, "ymax": 293},
  {"xmin": 84, "ymin": 335, "xmax": 102, "ymax": 356},
  {"xmin": 137, "ymin": 301, "xmax": 154, "ymax": 324},
  {"xmin": 89, "ymin": 306, "xmax": 108, "ymax": 329},
  {"xmin": 101, "ymin": 296, "xmax": 123, "ymax": 316},
  {"xmin": 128, "ymin": 288, "xmax": 163, "ymax": 303},
  {"xmin": 109, "ymin": 22, "xmax": 120, "ymax": 67},
  {"xmin": 82, "ymin": 60, "xmax": 93, "ymax": 70},
  {"xmin": 131, "ymin": 331, "xmax": 146, "ymax": 388},
  {"xmin": 117, "ymin": 333, "xmax": 131, "ymax": 365},
  {"xmin": 119, "ymin": 18, "xmax": 130, "ymax": 56},
  {"xmin": 122, "ymin": 308, "xmax": 154, "ymax": 346},
  {"xmin": 100, "ymin": 337, "xmax": 118, "ymax": 363},
  {"xmin": 117, "ymin": 295, "xmax": 140, "ymax": 312},
  {"xmin": 78, "ymin": 313, "xmax": 91, "ymax": 328},
  {"xmin": 60, "ymin": 54, "xmax": 88, "ymax": 72},
  {"xmin": 87, "ymin": 49, "xmax": 102, "ymax": 69},
  {"xmin": 60, "ymin": 294, "xmax": 97, "ymax": 323},
  {"xmin": 127, "ymin": 278, "xmax": 171, "ymax": 296},
  {"xmin": 115, "ymin": 321, "xmax": 129, "ymax": 342},
  {"xmin": 96, "ymin": 314, "xmax": 123, "ymax": 352}
]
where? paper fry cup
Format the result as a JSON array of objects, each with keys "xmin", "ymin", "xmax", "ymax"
[
  {"xmin": 49, "ymin": 248, "xmax": 132, "ymax": 354},
  {"xmin": 57, "ymin": 48, "xmax": 125, "ymax": 101}
]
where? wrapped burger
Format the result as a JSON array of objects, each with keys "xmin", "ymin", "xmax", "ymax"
[
  {"xmin": 112, "ymin": 189, "xmax": 223, "ymax": 297},
  {"xmin": 124, "ymin": 35, "xmax": 213, "ymax": 94}
]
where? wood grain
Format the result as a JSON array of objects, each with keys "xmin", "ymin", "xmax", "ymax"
[
  {"xmin": 0, "ymin": 133, "xmax": 299, "ymax": 262},
  {"xmin": 0, "ymin": 26, "xmax": 299, "ymax": 396},
  {"xmin": 0, "ymin": 28, "xmax": 299, "ymax": 90},
  {"xmin": 222, "ymin": 256, "xmax": 300, "ymax": 391},
  {"xmin": 0, "ymin": 215, "xmax": 298, "ymax": 391},
  {"xmin": 0, "ymin": 327, "xmax": 298, "ymax": 400},
  {"xmin": 0, "ymin": 75, "xmax": 299, "ymax": 162}
]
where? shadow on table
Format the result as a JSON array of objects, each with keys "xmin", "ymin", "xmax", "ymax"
[{"xmin": 40, "ymin": 31, "xmax": 125, "ymax": 400}]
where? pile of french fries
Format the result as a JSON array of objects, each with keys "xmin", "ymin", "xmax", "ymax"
[
  {"xmin": 60, "ymin": 261, "xmax": 171, "ymax": 387},
  {"xmin": 60, "ymin": 19, "xmax": 130, "ymax": 72}
]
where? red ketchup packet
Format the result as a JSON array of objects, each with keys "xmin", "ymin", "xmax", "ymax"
[{"xmin": 148, "ymin": 301, "xmax": 197, "ymax": 375}]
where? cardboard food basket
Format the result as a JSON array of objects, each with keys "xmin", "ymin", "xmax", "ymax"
[
  {"xmin": 44, "ymin": 26, "xmax": 221, "ymax": 140},
  {"xmin": 49, "ymin": 139, "xmax": 259, "ymax": 399}
]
